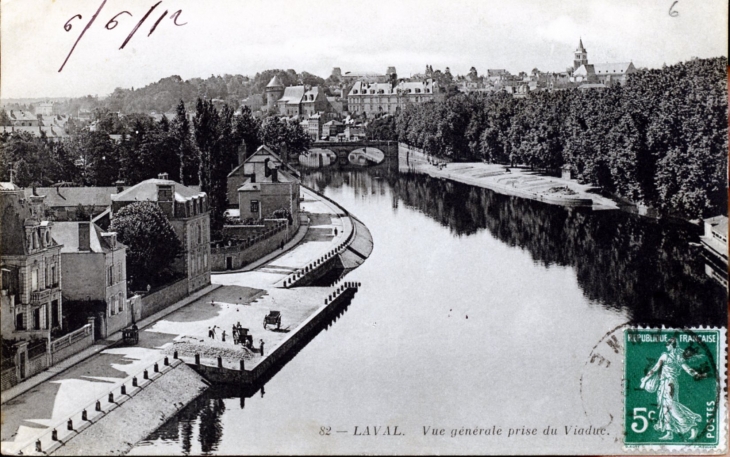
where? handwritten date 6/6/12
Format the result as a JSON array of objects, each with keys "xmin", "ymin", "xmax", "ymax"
[{"xmin": 59, "ymin": 0, "xmax": 187, "ymax": 73}]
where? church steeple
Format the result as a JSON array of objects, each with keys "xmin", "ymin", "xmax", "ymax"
[{"xmin": 574, "ymin": 38, "xmax": 588, "ymax": 70}]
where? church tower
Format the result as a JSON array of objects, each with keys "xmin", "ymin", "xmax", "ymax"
[
  {"xmin": 573, "ymin": 38, "xmax": 588, "ymax": 70},
  {"xmin": 265, "ymin": 75, "xmax": 285, "ymax": 111}
]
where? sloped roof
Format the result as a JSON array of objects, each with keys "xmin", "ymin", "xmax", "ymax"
[
  {"xmin": 592, "ymin": 62, "xmax": 635, "ymax": 74},
  {"xmin": 348, "ymin": 81, "xmax": 395, "ymax": 96},
  {"xmin": 1, "ymin": 125, "xmax": 69, "ymax": 138},
  {"xmin": 578, "ymin": 83, "xmax": 608, "ymax": 90},
  {"xmin": 52, "ymin": 221, "xmax": 126, "ymax": 253},
  {"xmin": 278, "ymin": 86, "xmax": 306, "ymax": 105},
  {"xmin": 573, "ymin": 64, "xmax": 595, "ymax": 76},
  {"xmin": 112, "ymin": 178, "xmax": 205, "ymax": 203},
  {"xmin": 487, "ymin": 69, "xmax": 510, "ymax": 77},
  {"xmin": 24, "ymin": 187, "xmax": 123, "ymax": 207},
  {"xmin": 0, "ymin": 182, "xmax": 22, "ymax": 192},
  {"xmin": 227, "ymin": 144, "xmax": 300, "ymax": 179},
  {"xmin": 705, "ymin": 215, "xmax": 728, "ymax": 238},
  {"xmin": 9, "ymin": 110, "xmax": 36, "ymax": 121},
  {"xmin": 267, "ymin": 75, "xmax": 284, "ymax": 88},
  {"xmin": 237, "ymin": 169, "xmax": 298, "ymax": 191}
]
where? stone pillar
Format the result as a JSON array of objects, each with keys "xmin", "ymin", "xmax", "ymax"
[{"xmin": 87, "ymin": 316, "xmax": 96, "ymax": 341}]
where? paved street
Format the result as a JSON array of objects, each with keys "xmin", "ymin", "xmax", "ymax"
[{"xmin": 0, "ymin": 187, "xmax": 353, "ymax": 455}]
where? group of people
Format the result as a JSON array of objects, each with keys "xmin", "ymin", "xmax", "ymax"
[{"xmin": 206, "ymin": 321, "xmax": 265, "ymax": 355}]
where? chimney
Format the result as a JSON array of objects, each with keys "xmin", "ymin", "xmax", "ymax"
[
  {"xmin": 115, "ymin": 180, "xmax": 125, "ymax": 193},
  {"xmin": 78, "ymin": 222, "xmax": 91, "ymax": 251},
  {"xmin": 156, "ymin": 184, "xmax": 174, "ymax": 218},
  {"xmin": 238, "ymin": 143, "xmax": 247, "ymax": 167},
  {"xmin": 280, "ymin": 144, "xmax": 289, "ymax": 164}
]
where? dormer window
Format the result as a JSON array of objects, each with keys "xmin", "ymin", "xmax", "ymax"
[{"xmin": 353, "ymin": 90, "xmax": 358, "ymax": 94}]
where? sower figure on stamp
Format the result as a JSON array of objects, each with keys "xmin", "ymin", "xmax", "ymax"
[{"xmin": 640, "ymin": 338, "xmax": 703, "ymax": 440}]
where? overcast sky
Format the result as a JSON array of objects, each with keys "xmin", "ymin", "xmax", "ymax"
[{"xmin": 1, "ymin": 0, "xmax": 727, "ymax": 99}]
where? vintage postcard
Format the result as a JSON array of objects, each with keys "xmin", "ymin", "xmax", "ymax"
[{"xmin": 0, "ymin": 0, "xmax": 727, "ymax": 455}]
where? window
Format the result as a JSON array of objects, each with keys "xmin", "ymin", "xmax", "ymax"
[
  {"xmin": 118, "ymin": 293, "xmax": 123, "ymax": 313},
  {"xmin": 31, "ymin": 269, "xmax": 38, "ymax": 291},
  {"xmin": 51, "ymin": 266, "xmax": 56, "ymax": 286},
  {"xmin": 250, "ymin": 200, "xmax": 259, "ymax": 214},
  {"xmin": 204, "ymin": 253, "xmax": 208, "ymax": 268},
  {"xmin": 110, "ymin": 296, "xmax": 116, "ymax": 316},
  {"xmin": 108, "ymin": 265, "xmax": 113, "ymax": 286},
  {"xmin": 198, "ymin": 225, "xmax": 202, "ymax": 244}
]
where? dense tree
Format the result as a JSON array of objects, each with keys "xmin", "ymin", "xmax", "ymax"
[
  {"xmin": 397, "ymin": 57, "xmax": 727, "ymax": 219},
  {"xmin": 110, "ymin": 201, "xmax": 182, "ymax": 289}
]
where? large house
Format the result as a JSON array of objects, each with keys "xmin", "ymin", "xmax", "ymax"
[
  {"xmin": 347, "ymin": 79, "xmax": 441, "ymax": 116},
  {"xmin": 228, "ymin": 145, "xmax": 301, "ymax": 227},
  {"xmin": 111, "ymin": 174, "xmax": 211, "ymax": 293},
  {"xmin": 1, "ymin": 182, "xmax": 63, "ymax": 340},
  {"xmin": 52, "ymin": 221, "xmax": 129, "ymax": 338},
  {"xmin": 265, "ymin": 76, "xmax": 330, "ymax": 117}
]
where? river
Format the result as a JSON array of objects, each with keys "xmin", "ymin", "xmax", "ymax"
[{"xmin": 129, "ymin": 164, "xmax": 726, "ymax": 455}]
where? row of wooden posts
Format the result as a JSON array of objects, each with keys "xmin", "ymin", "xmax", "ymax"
[
  {"xmin": 284, "ymin": 235, "xmax": 353, "ymax": 288},
  {"xmin": 30, "ymin": 354, "xmax": 176, "ymax": 454}
]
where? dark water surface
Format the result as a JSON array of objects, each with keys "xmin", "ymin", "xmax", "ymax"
[{"xmin": 130, "ymin": 166, "xmax": 726, "ymax": 455}]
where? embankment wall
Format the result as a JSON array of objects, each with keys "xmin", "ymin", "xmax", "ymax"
[{"xmin": 50, "ymin": 363, "xmax": 208, "ymax": 456}]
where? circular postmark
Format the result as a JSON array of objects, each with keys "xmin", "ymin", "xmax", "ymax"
[{"xmin": 580, "ymin": 325, "xmax": 724, "ymax": 449}]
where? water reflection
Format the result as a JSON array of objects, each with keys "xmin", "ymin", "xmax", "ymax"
[
  {"xmin": 135, "ymin": 293, "xmax": 356, "ymax": 454},
  {"xmin": 132, "ymin": 164, "xmax": 725, "ymax": 455},
  {"xmin": 306, "ymin": 168, "xmax": 726, "ymax": 328}
]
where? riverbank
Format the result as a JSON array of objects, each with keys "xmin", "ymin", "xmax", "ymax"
[
  {"xmin": 50, "ymin": 363, "xmax": 208, "ymax": 456},
  {"xmin": 399, "ymin": 143, "xmax": 619, "ymax": 210},
  {"xmin": 1, "ymin": 186, "xmax": 373, "ymax": 456}
]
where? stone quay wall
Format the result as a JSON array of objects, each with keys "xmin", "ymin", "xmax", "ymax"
[{"xmin": 187, "ymin": 283, "xmax": 359, "ymax": 386}]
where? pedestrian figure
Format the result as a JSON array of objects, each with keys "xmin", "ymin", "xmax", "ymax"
[
  {"xmin": 259, "ymin": 339, "xmax": 265, "ymax": 356},
  {"xmin": 208, "ymin": 327, "xmax": 212, "ymax": 339},
  {"xmin": 334, "ymin": 228, "xmax": 338, "ymax": 236},
  {"xmin": 211, "ymin": 326, "xmax": 217, "ymax": 339},
  {"xmin": 280, "ymin": 240, "xmax": 284, "ymax": 250},
  {"xmin": 222, "ymin": 330, "xmax": 226, "ymax": 342}
]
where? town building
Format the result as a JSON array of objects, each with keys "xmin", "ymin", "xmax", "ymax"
[
  {"xmin": 322, "ymin": 120, "xmax": 345, "ymax": 139},
  {"xmin": 111, "ymin": 174, "xmax": 211, "ymax": 293},
  {"xmin": 570, "ymin": 39, "xmax": 637, "ymax": 86},
  {"xmin": 347, "ymin": 79, "xmax": 441, "ymax": 116},
  {"xmin": 34, "ymin": 102, "xmax": 55, "ymax": 116},
  {"xmin": 229, "ymin": 145, "xmax": 301, "ymax": 227},
  {"xmin": 0, "ymin": 125, "xmax": 71, "ymax": 140},
  {"xmin": 51, "ymin": 221, "xmax": 130, "ymax": 338},
  {"xmin": 7, "ymin": 110, "xmax": 38, "ymax": 127},
  {"xmin": 307, "ymin": 113, "xmax": 322, "ymax": 140},
  {"xmin": 241, "ymin": 94, "xmax": 264, "ymax": 112},
  {"xmin": 23, "ymin": 185, "xmax": 128, "ymax": 222},
  {"xmin": 1, "ymin": 182, "xmax": 63, "ymax": 340}
]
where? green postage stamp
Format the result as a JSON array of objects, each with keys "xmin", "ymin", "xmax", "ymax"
[{"xmin": 624, "ymin": 328, "xmax": 726, "ymax": 453}]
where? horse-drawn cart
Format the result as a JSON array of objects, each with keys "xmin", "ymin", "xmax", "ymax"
[
  {"xmin": 122, "ymin": 325, "xmax": 139, "ymax": 345},
  {"xmin": 263, "ymin": 311, "xmax": 281, "ymax": 330},
  {"xmin": 233, "ymin": 326, "xmax": 253, "ymax": 348}
]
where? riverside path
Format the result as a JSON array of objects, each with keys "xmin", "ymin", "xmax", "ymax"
[{"xmin": 0, "ymin": 186, "xmax": 370, "ymax": 456}]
